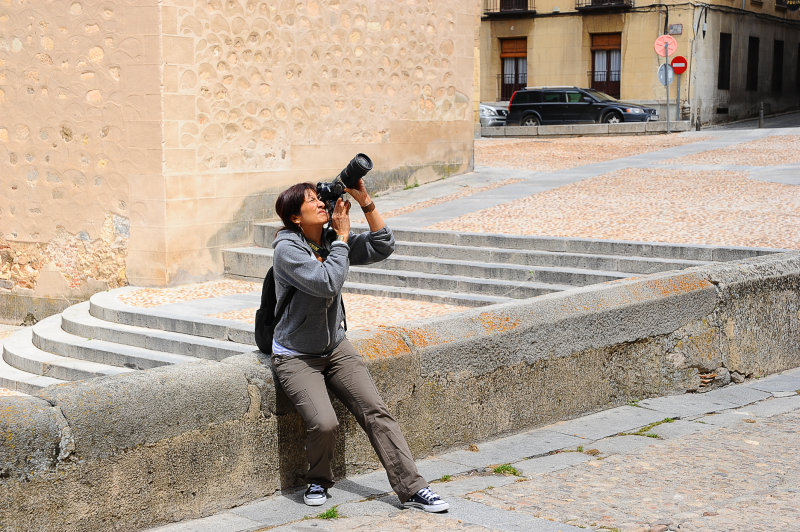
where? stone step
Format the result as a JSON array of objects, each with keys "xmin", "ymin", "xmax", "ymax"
[
  {"xmin": 371, "ymin": 254, "xmax": 630, "ymax": 286},
  {"xmin": 238, "ymin": 237, "xmax": 711, "ymax": 278},
  {"xmin": 346, "ymin": 267, "xmax": 577, "ymax": 298},
  {"xmin": 0, "ymin": 346, "xmax": 64, "ymax": 394},
  {"xmin": 61, "ymin": 302, "xmax": 253, "ymax": 361},
  {"xmin": 224, "ymin": 248, "xmax": 576, "ymax": 301},
  {"xmin": 341, "ymin": 282, "xmax": 513, "ymax": 307},
  {"xmin": 88, "ymin": 289, "xmax": 255, "ymax": 346},
  {"xmin": 254, "ymin": 222, "xmax": 783, "ymax": 262},
  {"xmin": 30, "ymin": 315, "xmax": 204, "ymax": 371},
  {"xmin": 390, "ymin": 241, "xmax": 712, "ymax": 275},
  {"xmin": 3, "ymin": 327, "xmax": 133, "ymax": 381},
  {"xmin": 224, "ymin": 246, "xmax": 610, "ymax": 296}
]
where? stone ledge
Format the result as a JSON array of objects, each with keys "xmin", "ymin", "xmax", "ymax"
[
  {"xmin": 483, "ymin": 121, "xmax": 692, "ymax": 138},
  {"xmin": 2, "ymin": 252, "xmax": 799, "ymax": 530}
]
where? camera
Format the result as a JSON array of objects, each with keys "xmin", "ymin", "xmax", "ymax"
[
  {"xmin": 317, "ymin": 153, "xmax": 373, "ymax": 243},
  {"xmin": 316, "ymin": 153, "xmax": 373, "ymax": 214}
]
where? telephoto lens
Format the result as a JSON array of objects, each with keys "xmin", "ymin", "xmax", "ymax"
[{"xmin": 338, "ymin": 153, "xmax": 373, "ymax": 188}]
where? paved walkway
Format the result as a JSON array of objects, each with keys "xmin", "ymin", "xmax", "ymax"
[
  {"xmin": 148, "ymin": 367, "xmax": 800, "ymax": 532},
  {"xmin": 143, "ymin": 115, "xmax": 800, "ymax": 531}
]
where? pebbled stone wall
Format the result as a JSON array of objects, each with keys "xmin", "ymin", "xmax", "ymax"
[
  {"xmin": 1, "ymin": 0, "xmax": 478, "ymax": 317},
  {"xmin": 1, "ymin": 253, "xmax": 798, "ymax": 530},
  {"xmin": 0, "ymin": 1, "xmax": 160, "ymax": 320}
]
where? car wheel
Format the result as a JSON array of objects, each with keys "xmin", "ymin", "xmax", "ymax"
[
  {"xmin": 521, "ymin": 115, "xmax": 540, "ymax": 126},
  {"xmin": 603, "ymin": 112, "xmax": 622, "ymax": 124}
]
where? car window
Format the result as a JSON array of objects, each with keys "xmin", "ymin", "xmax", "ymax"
[
  {"xmin": 584, "ymin": 88, "xmax": 617, "ymax": 102},
  {"xmin": 566, "ymin": 91, "xmax": 582, "ymax": 103},
  {"xmin": 542, "ymin": 91, "xmax": 563, "ymax": 103},
  {"xmin": 514, "ymin": 91, "xmax": 532, "ymax": 104}
]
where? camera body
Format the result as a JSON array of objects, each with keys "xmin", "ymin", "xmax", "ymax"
[{"xmin": 316, "ymin": 153, "xmax": 373, "ymax": 219}]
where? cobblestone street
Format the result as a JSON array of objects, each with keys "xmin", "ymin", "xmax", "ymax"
[{"xmin": 149, "ymin": 369, "xmax": 800, "ymax": 532}]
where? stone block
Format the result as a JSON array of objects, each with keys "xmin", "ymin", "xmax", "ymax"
[
  {"xmin": 0, "ymin": 395, "xmax": 63, "ymax": 479},
  {"xmin": 538, "ymin": 124, "xmax": 573, "ymax": 136},
  {"xmin": 575, "ymin": 123, "xmax": 609, "ymax": 135},
  {"xmin": 164, "ymin": 94, "xmax": 196, "ymax": 121},
  {"xmin": 504, "ymin": 125, "xmax": 537, "ymax": 136},
  {"xmin": 37, "ymin": 360, "xmax": 251, "ymax": 460},
  {"xmin": 480, "ymin": 126, "xmax": 506, "ymax": 137},
  {"xmin": 609, "ymin": 122, "xmax": 647, "ymax": 134},
  {"xmin": 162, "ymin": 36, "xmax": 195, "ymax": 64}
]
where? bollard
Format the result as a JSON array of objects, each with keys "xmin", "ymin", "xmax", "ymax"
[
  {"xmin": 758, "ymin": 101, "xmax": 764, "ymax": 128},
  {"xmin": 695, "ymin": 105, "xmax": 701, "ymax": 131}
]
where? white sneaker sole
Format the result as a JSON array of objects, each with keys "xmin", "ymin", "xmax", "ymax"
[
  {"xmin": 304, "ymin": 496, "xmax": 327, "ymax": 506},
  {"xmin": 403, "ymin": 501, "xmax": 450, "ymax": 513}
]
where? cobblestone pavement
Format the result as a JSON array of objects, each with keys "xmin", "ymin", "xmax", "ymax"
[{"xmin": 149, "ymin": 367, "xmax": 800, "ymax": 532}]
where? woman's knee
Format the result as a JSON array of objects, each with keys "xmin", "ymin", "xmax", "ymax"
[{"xmin": 312, "ymin": 416, "xmax": 339, "ymax": 438}]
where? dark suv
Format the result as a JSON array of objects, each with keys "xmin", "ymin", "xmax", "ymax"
[{"xmin": 506, "ymin": 87, "xmax": 658, "ymax": 126}]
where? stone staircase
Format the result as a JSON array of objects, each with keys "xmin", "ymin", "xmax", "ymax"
[
  {"xmin": 0, "ymin": 221, "xmax": 783, "ymax": 394},
  {"xmin": 224, "ymin": 222, "xmax": 746, "ymax": 306}
]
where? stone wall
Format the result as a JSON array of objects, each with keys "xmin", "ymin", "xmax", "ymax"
[
  {"xmin": 2, "ymin": 252, "xmax": 799, "ymax": 531},
  {"xmin": 0, "ymin": 0, "xmax": 478, "ymax": 321}
]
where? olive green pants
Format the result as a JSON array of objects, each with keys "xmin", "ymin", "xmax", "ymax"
[{"xmin": 271, "ymin": 338, "xmax": 427, "ymax": 503}]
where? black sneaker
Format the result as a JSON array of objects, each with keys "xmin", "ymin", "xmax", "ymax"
[
  {"xmin": 303, "ymin": 483, "xmax": 328, "ymax": 506},
  {"xmin": 402, "ymin": 486, "xmax": 449, "ymax": 512}
]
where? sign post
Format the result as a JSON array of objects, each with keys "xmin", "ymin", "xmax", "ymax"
[
  {"xmin": 671, "ymin": 56, "xmax": 688, "ymax": 121},
  {"xmin": 654, "ymin": 35, "xmax": 678, "ymax": 133}
]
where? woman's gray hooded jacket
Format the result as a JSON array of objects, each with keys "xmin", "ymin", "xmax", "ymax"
[{"xmin": 271, "ymin": 227, "xmax": 395, "ymax": 355}]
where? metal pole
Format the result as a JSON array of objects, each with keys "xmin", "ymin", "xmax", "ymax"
[
  {"xmin": 676, "ymin": 74, "xmax": 681, "ymax": 121},
  {"xmin": 665, "ymin": 42, "xmax": 670, "ymax": 134},
  {"xmin": 758, "ymin": 101, "xmax": 764, "ymax": 128}
]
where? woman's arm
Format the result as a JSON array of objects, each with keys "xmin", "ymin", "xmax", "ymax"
[
  {"xmin": 274, "ymin": 239, "xmax": 349, "ymax": 299},
  {"xmin": 345, "ymin": 179, "xmax": 385, "ymax": 233}
]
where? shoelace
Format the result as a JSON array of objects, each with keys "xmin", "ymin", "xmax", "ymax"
[
  {"xmin": 416, "ymin": 487, "xmax": 439, "ymax": 502},
  {"xmin": 308, "ymin": 484, "xmax": 326, "ymax": 495}
]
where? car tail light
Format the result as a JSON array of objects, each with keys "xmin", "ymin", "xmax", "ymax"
[{"xmin": 508, "ymin": 91, "xmax": 517, "ymax": 111}]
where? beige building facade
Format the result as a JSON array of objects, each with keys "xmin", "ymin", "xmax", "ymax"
[
  {"xmin": 480, "ymin": 0, "xmax": 800, "ymax": 123},
  {"xmin": 0, "ymin": 1, "xmax": 479, "ymax": 321}
]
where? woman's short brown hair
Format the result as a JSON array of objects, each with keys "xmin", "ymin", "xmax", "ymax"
[{"xmin": 275, "ymin": 182, "xmax": 316, "ymax": 232}]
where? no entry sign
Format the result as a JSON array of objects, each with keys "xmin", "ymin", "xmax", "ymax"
[
  {"xmin": 671, "ymin": 56, "xmax": 688, "ymax": 75},
  {"xmin": 654, "ymin": 35, "xmax": 678, "ymax": 57}
]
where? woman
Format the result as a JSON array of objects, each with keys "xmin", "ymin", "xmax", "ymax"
[{"xmin": 270, "ymin": 178, "xmax": 448, "ymax": 513}]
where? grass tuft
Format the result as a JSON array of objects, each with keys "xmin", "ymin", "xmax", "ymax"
[
  {"xmin": 493, "ymin": 463, "xmax": 521, "ymax": 476},
  {"xmin": 316, "ymin": 506, "xmax": 340, "ymax": 520}
]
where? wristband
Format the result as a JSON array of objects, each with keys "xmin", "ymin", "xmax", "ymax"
[
  {"xmin": 361, "ymin": 201, "xmax": 375, "ymax": 214},
  {"xmin": 336, "ymin": 235, "xmax": 348, "ymax": 242}
]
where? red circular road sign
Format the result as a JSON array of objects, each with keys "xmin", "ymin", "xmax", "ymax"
[
  {"xmin": 670, "ymin": 55, "xmax": 688, "ymax": 75},
  {"xmin": 654, "ymin": 35, "xmax": 678, "ymax": 57}
]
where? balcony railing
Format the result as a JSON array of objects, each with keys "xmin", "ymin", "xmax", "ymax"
[
  {"xmin": 587, "ymin": 70, "xmax": 621, "ymax": 99},
  {"xmin": 484, "ymin": 0, "xmax": 536, "ymax": 16},
  {"xmin": 497, "ymin": 74, "xmax": 527, "ymax": 101},
  {"xmin": 576, "ymin": 0, "xmax": 633, "ymax": 10}
]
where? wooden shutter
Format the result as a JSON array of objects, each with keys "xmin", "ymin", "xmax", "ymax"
[{"xmin": 501, "ymin": 38, "xmax": 527, "ymax": 58}]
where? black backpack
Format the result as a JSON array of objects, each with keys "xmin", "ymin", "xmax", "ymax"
[{"xmin": 254, "ymin": 266, "xmax": 296, "ymax": 354}]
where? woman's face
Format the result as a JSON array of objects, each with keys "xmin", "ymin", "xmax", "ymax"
[{"xmin": 291, "ymin": 188, "xmax": 328, "ymax": 229}]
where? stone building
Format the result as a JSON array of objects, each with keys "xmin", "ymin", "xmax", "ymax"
[
  {"xmin": 479, "ymin": 0, "xmax": 800, "ymax": 123},
  {"xmin": 0, "ymin": 1, "xmax": 478, "ymax": 322}
]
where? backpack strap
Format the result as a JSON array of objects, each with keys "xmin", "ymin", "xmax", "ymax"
[{"xmin": 273, "ymin": 286, "xmax": 297, "ymax": 328}]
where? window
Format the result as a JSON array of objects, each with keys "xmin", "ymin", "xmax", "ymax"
[
  {"xmin": 797, "ymin": 43, "xmax": 800, "ymax": 90},
  {"xmin": 541, "ymin": 91, "xmax": 564, "ymax": 103},
  {"xmin": 746, "ymin": 36, "xmax": 759, "ymax": 91},
  {"xmin": 500, "ymin": 38, "xmax": 527, "ymax": 101},
  {"xmin": 718, "ymin": 33, "xmax": 732, "ymax": 90},
  {"xmin": 772, "ymin": 39, "xmax": 784, "ymax": 93},
  {"xmin": 591, "ymin": 33, "xmax": 622, "ymax": 99}
]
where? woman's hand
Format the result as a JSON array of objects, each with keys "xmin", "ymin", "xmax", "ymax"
[
  {"xmin": 330, "ymin": 197, "xmax": 351, "ymax": 241},
  {"xmin": 345, "ymin": 179, "xmax": 371, "ymax": 208}
]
